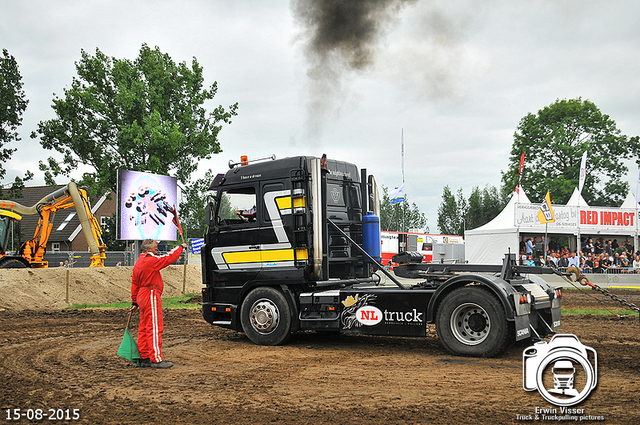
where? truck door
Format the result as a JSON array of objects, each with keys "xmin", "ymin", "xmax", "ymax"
[
  {"xmin": 210, "ymin": 181, "xmax": 306, "ymax": 283},
  {"xmin": 259, "ymin": 181, "xmax": 306, "ymax": 272},
  {"xmin": 210, "ymin": 184, "xmax": 262, "ymax": 284}
]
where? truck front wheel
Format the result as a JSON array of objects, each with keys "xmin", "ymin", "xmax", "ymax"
[
  {"xmin": 436, "ymin": 286, "xmax": 510, "ymax": 357},
  {"xmin": 240, "ymin": 287, "xmax": 292, "ymax": 346}
]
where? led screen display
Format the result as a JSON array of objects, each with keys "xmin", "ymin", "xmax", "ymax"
[{"xmin": 117, "ymin": 170, "xmax": 178, "ymax": 241}]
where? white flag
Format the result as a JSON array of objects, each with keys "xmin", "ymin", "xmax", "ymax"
[
  {"xmin": 388, "ymin": 184, "xmax": 405, "ymax": 205},
  {"xmin": 578, "ymin": 151, "xmax": 588, "ymax": 194}
]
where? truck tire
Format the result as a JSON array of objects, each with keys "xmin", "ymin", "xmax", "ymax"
[
  {"xmin": 240, "ymin": 287, "xmax": 292, "ymax": 346},
  {"xmin": 436, "ymin": 286, "xmax": 510, "ymax": 357},
  {"xmin": 0, "ymin": 258, "xmax": 28, "ymax": 268}
]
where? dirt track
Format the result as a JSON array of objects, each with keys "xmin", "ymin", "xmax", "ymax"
[{"xmin": 0, "ymin": 289, "xmax": 638, "ymax": 424}]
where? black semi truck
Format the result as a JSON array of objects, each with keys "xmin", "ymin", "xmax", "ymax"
[{"xmin": 200, "ymin": 155, "xmax": 562, "ymax": 357}]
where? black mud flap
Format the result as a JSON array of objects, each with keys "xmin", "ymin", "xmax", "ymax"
[
  {"xmin": 551, "ymin": 305, "xmax": 561, "ymax": 331},
  {"xmin": 514, "ymin": 315, "xmax": 531, "ymax": 341}
]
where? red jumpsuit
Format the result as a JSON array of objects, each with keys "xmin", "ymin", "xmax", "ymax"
[{"xmin": 131, "ymin": 245, "xmax": 183, "ymax": 363}]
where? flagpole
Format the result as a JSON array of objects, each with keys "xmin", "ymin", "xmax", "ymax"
[
  {"xmin": 635, "ymin": 198, "xmax": 638, "ymax": 254},
  {"xmin": 636, "ymin": 170, "xmax": 639, "ymax": 252},
  {"xmin": 517, "ymin": 153, "xmax": 525, "ymax": 204},
  {"xmin": 538, "ymin": 190, "xmax": 555, "ymax": 263},
  {"xmin": 545, "ymin": 222, "xmax": 548, "ymax": 262},
  {"xmin": 576, "ymin": 191, "xmax": 582, "ymax": 258},
  {"xmin": 577, "ymin": 194, "xmax": 581, "ymax": 257},
  {"xmin": 402, "ymin": 129, "xmax": 405, "ymax": 232},
  {"xmin": 577, "ymin": 151, "xmax": 587, "ymax": 256}
]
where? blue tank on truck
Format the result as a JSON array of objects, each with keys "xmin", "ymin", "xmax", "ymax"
[{"xmin": 362, "ymin": 212, "xmax": 381, "ymax": 263}]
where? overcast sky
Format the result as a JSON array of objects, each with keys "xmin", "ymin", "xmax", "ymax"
[{"xmin": 3, "ymin": 0, "xmax": 640, "ymax": 232}]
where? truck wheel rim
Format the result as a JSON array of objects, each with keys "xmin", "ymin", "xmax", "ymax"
[
  {"xmin": 250, "ymin": 298, "xmax": 280, "ymax": 335},
  {"xmin": 450, "ymin": 302, "xmax": 490, "ymax": 346}
]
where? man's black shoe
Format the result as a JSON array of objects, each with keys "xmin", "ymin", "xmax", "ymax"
[
  {"xmin": 138, "ymin": 358, "xmax": 151, "ymax": 368},
  {"xmin": 150, "ymin": 360, "xmax": 174, "ymax": 369}
]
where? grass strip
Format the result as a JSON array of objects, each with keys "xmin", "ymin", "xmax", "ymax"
[
  {"xmin": 562, "ymin": 307, "xmax": 637, "ymax": 316},
  {"xmin": 66, "ymin": 293, "xmax": 638, "ymax": 316},
  {"xmin": 67, "ymin": 293, "xmax": 201, "ymax": 310}
]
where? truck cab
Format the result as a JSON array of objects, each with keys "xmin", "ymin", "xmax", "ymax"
[
  {"xmin": 202, "ymin": 155, "xmax": 370, "ymax": 331},
  {"xmin": 201, "ymin": 155, "xmax": 562, "ymax": 357}
]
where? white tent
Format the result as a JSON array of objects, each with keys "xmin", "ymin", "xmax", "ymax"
[
  {"xmin": 464, "ymin": 187, "xmax": 530, "ymax": 265},
  {"xmin": 465, "ymin": 186, "xmax": 639, "ymax": 265},
  {"xmin": 566, "ymin": 187, "xmax": 588, "ymax": 207},
  {"xmin": 619, "ymin": 191, "xmax": 638, "ymax": 209}
]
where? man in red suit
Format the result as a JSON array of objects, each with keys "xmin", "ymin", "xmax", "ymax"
[{"xmin": 130, "ymin": 239, "xmax": 186, "ymax": 369}]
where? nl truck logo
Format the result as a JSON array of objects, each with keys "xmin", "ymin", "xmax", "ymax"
[
  {"xmin": 341, "ymin": 294, "xmax": 377, "ymax": 329},
  {"xmin": 355, "ymin": 306, "xmax": 383, "ymax": 326},
  {"xmin": 341, "ymin": 294, "xmax": 425, "ymax": 330}
]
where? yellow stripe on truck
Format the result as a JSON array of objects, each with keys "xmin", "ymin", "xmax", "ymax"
[
  {"xmin": 223, "ymin": 248, "xmax": 309, "ymax": 264},
  {"xmin": 275, "ymin": 197, "xmax": 306, "ymax": 210},
  {"xmin": 295, "ymin": 249, "xmax": 309, "ymax": 260},
  {"xmin": 223, "ymin": 250, "xmax": 262, "ymax": 264}
]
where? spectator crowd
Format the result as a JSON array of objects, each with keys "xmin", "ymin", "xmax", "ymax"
[{"xmin": 520, "ymin": 236, "xmax": 640, "ymax": 273}]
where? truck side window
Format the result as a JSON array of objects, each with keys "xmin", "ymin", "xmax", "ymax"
[
  {"xmin": 262, "ymin": 182, "xmax": 285, "ymax": 223},
  {"xmin": 217, "ymin": 187, "xmax": 258, "ymax": 226}
]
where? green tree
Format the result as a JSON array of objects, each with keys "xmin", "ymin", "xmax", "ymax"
[
  {"xmin": 438, "ymin": 185, "xmax": 506, "ymax": 235},
  {"xmin": 0, "ymin": 48, "xmax": 33, "ymax": 196},
  {"xmin": 178, "ymin": 171, "xmax": 233, "ymax": 239},
  {"xmin": 437, "ymin": 186, "xmax": 467, "ymax": 235},
  {"xmin": 465, "ymin": 185, "xmax": 506, "ymax": 230},
  {"xmin": 379, "ymin": 185, "xmax": 428, "ymax": 232},
  {"xmin": 179, "ymin": 170, "xmax": 215, "ymax": 239},
  {"xmin": 102, "ymin": 215, "xmax": 126, "ymax": 251},
  {"xmin": 501, "ymin": 98, "xmax": 639, "ymax": 206},
  {"xmin": 31, "ymin": 44, "xmax": 238, "ymax": 196}
]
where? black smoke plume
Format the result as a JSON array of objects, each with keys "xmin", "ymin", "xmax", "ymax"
[{"xmin": 292, "ymin": 0, "xmax": 417, "ymax": 137}]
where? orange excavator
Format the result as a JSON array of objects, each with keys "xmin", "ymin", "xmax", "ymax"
[{"xmin": 0, "ymin": 182, "xmax": 106, "ymax": 268}]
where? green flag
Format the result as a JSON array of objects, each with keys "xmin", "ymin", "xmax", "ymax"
[
  {"xmin": 118, "ymin": 312, "xmax": 141, "ymax": 366},
  {"xmin": 118, "ymin": 327, "xmax": 141, "ymax": 365}
]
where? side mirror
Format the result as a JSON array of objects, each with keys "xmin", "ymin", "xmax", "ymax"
[{"xmin": 205, "ymin": 202, "xmax": 217, "ymax": 232}]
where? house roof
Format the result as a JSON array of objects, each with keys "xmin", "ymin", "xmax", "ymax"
[{"xmin": 68, "ymin": 193, "xmax": 108, "ymax": 241}]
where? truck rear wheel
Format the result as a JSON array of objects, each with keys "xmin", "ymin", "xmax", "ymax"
[
  {"xmin": 240, "ymin": 287, "xmax": 292, "ymax": 346},
  {"xmin": 436, "ymin": 286, "xmax": 510, "ymax": 357}
]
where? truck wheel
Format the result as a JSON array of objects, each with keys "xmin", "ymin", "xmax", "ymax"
[
  {"xmin": 436, "ymin": 286, "xmax": 510, "ymax": 357},
  {"xmin": 240, "ymin": 287, "xmax": 292, "ymax": 346},
  {"xmin": 0, "ymin": 259, "xmax": 28, "ymax": 268}
]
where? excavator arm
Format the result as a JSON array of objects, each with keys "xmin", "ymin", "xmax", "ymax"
[{"xmin": 0, "ymin": 182, "xmax": 106, "ymax": 268}]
